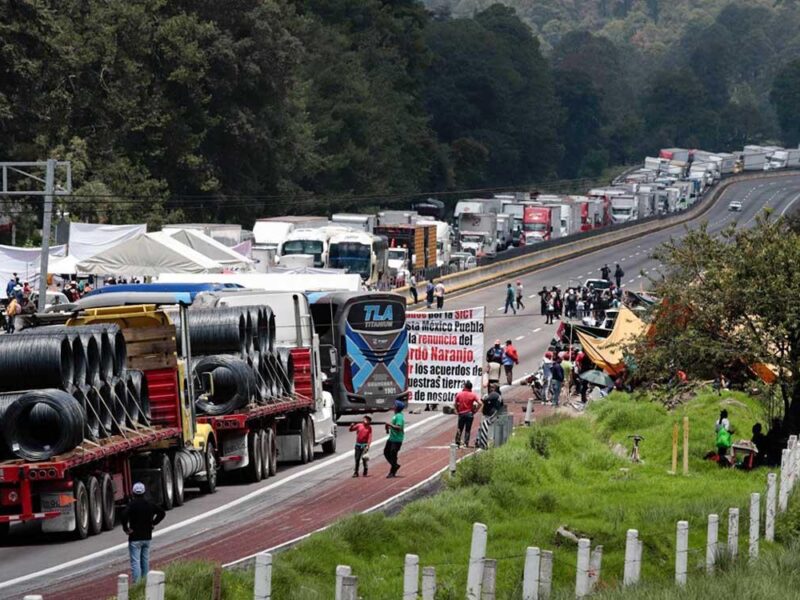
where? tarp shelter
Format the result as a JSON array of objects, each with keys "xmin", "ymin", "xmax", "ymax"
[
  {"xmin": 0, "ymin": 244, "xmax": 67, "ymax": 287},
  {"xmin": 68, "ymin": 223, "xmax": 146, "ymax": 261},
  {"xmin": 48, "ymin": 254, "xmax": 81, "ymax": 275},
  {"xmin": 76, "ymin": 232, "xmax": 223, "ymax": 276},
  {"xmin": 156, "ymin": 271, "xmax": 363, "ymax": 292},
  {"xmin": 576, "ymin": 306, "xmax": 647, "ymax": 376},
  {"xmin": 167, "ymin": 229, "xmax": 253, "ymax": 270}
]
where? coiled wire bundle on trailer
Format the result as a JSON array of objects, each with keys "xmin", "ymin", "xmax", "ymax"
[
  {"xmin": 175, "ymin": 308, "xmax": 248, "ymax": 355},
  {"xmin": 78, "ymin": 324, "xmax": 127, "ymax": 379},
  {"xmin": 193, "ymin": 355, "xmax": 256, "ymax": 416},
  {"xmin": 0, "ymin": 389, "xmax": 86, "ymax": 461},
  {"xmin": 0, "ymin": 336, "xmax": 74, "ymax": 391},
  {"xmin": 126, "ymin": 370, "xmax": 150, "ymax": 426}
]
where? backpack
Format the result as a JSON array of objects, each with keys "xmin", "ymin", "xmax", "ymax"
[{"xmin": 716, "ymin": 426, "xmax": 732, "ymax": 449}]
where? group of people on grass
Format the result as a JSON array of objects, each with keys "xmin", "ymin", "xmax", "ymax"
[{"xmin": 714, "ymin": 409, "xmax": 786, "ymax": 469}]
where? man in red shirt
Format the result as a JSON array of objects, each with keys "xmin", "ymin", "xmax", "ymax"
[
  {"xmin": 349, "ymin": 416, "xmax": 373, "ymax": 477},
  {"xmin": 454, "ymin": 381, "xmax": 482, "ymax": 448}
]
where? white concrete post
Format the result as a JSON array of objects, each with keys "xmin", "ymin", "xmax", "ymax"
[
  {"xmin": 145, "ymin": 571, "xmax": 166, "ymax": 600},
  {"xmin": 117, "ymin": 574, "xmax": 129, "ymax": 600},
  {"xmin": 588, "ymin": 545, "xmax": 603, "ymax": 591},
  {"xmin": 524, "ymin": 398, "xmax": 534, "ymax": 426},
  {"xmin": 728, "ymin": 508, "xmax": 740, "ymax": 560},
  {"xmin": 481, "ymin": 559, "xmax": 497, "ymax": 600},
  {"xmin": 675, "ymin": 521, "xmax": 689, "ymax": 586},
  {"xmin": 341, "ymin": 575, "xmax": 358, "ymax": 600},
  {"xmin": 749, "ymin": 493, "xmax": 760, "ymax": 560},
  {"xmin": 575, "ymin": 538, "xmax": 591, "ymax": 598},
  {"xmin": 539, "ymin": 550, "xmax": 553, "ymax": 600},
  {"xmin": 766, "ymin": 472, "xmax": 777, "ymax": 542},
  {"xmin": 421, "ymin": 566, "xmax": 436, "ymax": 600},
  {"xmin": 522, "ymin": 547, "xmax": 541, "ymax": 600},
  {"xmin": 404, "ymin": 554, "xmax": 420, "ymax": 599},
  {"xmin": 789, "ymin": 435, "xmax": 798, "ymax": 491},
  {"xmin": 635, "ymin": 540, "xmax": 643, "ymax": 582},
  {"xmin": 449, "ymin": 443, "xmax": 458, "ymax": 474},
  {"xmin": 706, "ymin": 514, "xmax": 719, "ymax": 574},
  {"xmin": 335, "ymin": 565, "xmax": 352, "ymax": 600},
  {"xmin": 254, "ymin": 552, "xmax": 273, "ymax": 600},
  {"xmin": 623, "ymin": 529, "xmax": 639, "ymax": 586},
  {"xmin": 466, "ymin": 522, "xmax": 488, "ymax": 600},
  {"xmin": 779, "ymin": 449, "xmax": 790, "ymax": 512}
]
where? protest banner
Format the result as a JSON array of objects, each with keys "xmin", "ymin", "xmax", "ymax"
[{"xmin": 406, "ymin": 307, "xmax": 485, "ymax": 404}]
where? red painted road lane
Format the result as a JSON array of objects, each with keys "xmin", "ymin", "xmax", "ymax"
[{"xmin": 40, "ymin": 415, "xmax": 481, "ymax": 600}]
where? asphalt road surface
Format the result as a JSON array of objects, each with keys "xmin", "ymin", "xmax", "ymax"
[{"xmin": 1, "ymin": 173, "xmax": 798, "ymax": 597}]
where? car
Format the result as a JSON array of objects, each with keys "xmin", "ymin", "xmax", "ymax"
[
  {"xmin": 583, "ymin": 278, "xmax": 612, "ymax": 291},
  {"xmin": 728, "ymin": 200, "xmax": 743, "ymax": 212}
]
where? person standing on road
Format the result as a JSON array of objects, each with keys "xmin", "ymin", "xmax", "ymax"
[
  {"xmin": 600, "ymin": 264, "xmax": 611, "ymax": 281},
  {"xmin": 409, "ymin": 274, "xmax": 418, "ymax": 304},
  {"xmin": 454, "ymin": 381, "xmax": 481, "ymax": 448},
  {"xmin": 504, "ymin": 283, "xmax": 517, "ymax": 314},
  {"xmin": 434, "ymin": 280, "xmax": 445, "ymax": 309},
  {"xmin": 121, "ymin": 482, "xmax": 166, "ymax": 584},
  {"xmin": 614, "ymin": 263, "xmax": 624, "ymax": 288},
  {"xmin": 384, "ymin": 401, "xmax": 405, "ymax": 477},
  {"xmin": 349, "ymin": 416, "xmax": 373, "ymax": 477},
  {"xmin": 425, "ymin": 279, "xmax": 435, "ymax": 308},
  {"xmin": 503, "ymin": 339, "xmax": 519, "ymax": 385},
  {"xmin": 545, "ymin": 293, "xmax": 555, "ymax": 324},
  {"xmin": 516, "ymin": 281, "xmax": 525, "ymax": 310},
  {"xmin": 476, "ymin": 384, "xmax": 503, "ymax": 449},
  {"xmin": 539, "ymin": 286, "xmax": 549, "ymax": 315},
  {"xmin": 550, "ymin": 358, "xmax": 565, "ymax": 406}
]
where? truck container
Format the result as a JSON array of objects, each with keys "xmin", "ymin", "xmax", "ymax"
[
  {"xmin": 742, "ymin": 152, "xmax": 768, "ymax": 171},
  {"xmin": 635, "ymin": 189, "xmax": 656, "ymax": 218},
  {"xmin": 378, "ymin": 211, "xmax": 418, "ymax": 226},
  {"xmin": 495, "ymin": 214, "xmax": 513, "ymax": 251},
  {"xmin": 659, "ymin": 148, "xmax": 691, "ymax": 162},
  {"xmin": 609, "ymin": 195, "xmax": 638, "ymax": 224},
  {"xmin": 253, "ymin": 216, "xmax": 329, "ymax": 253},
  {"xmin": 330, "ymin": 213, "xmax": 376, "ymax": 233},
  {"xmin": 502, "ymin": 203, "xmax": 525, "ymax": 231},
  {"xmin": 458, "ymin": 213, "xmax": 497, "ymax": 256},
  {"xmin": 521, "ymin": 206, "xmax": 559, "ymax": 244},
  {"xmin": 415, "ymin": 219, "xmax": 452, "ymax": 266},
  {"xmin": 644, "ymin": 157, "xmax": 666, "ymax": 173},
  {"xmin": 788, "ymin": 149, "xmax": 800, "ymax": 168},
  {"xmin": 411, "ymin": 199, "xmax": 446, "ymax": 221},
  {"xmin": 373, "ymin": 224, "xmax": 436, "ymax": 271}
]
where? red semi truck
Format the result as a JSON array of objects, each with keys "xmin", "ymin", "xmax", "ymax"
[{"xmin": 521, "ymin": 205, "xmax": 560, "ymax": 245}]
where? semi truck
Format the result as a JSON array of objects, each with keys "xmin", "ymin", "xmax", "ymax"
[
  {"xmin": 458, "ymin": 212, "xmax": 497, "ymax": 256},
  {"xmin": 609, "ymin": 195, "xmax": 639, "ymax": 224},
  {"xmin": 377, "ymin": 211, "xmax": 418, "ymax": 226},
  {"xmin": 415, "ymin": 219, "xmax": 452, "ymax": 266},
  {"xmin": 373, "ymin": 224, "xmax": 436, "ymax": 272},
  {"xmin": 330, "ymin": 213, "xmax": 376, "ymax": 233},
  {"xmin": 495, "ymin": 213, "xmax": 513, "ymax": 251},
  {"xmin": 521, "ymin": 206, "xmax": 559, "ymax": 244}
]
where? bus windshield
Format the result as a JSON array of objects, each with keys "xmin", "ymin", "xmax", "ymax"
[
  {"xmin": 329, "ymin": 243, "xmax": 371, "ymax": 279},
  {"xmin": 282, "ymin": 240, "xmax": 324, "ymax": 265}
]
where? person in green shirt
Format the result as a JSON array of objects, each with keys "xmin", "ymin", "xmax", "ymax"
[{"xmin": 384, "ymin": 400, "xmax": 406, "ymax": 478}]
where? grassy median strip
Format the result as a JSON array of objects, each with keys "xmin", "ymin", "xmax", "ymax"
[{"xmin": 127, "ymin": 389, "xmax": 794, "ymax": 599}]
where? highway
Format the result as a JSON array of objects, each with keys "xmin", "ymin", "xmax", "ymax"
[{"xmin": 1, "ymin": 173, "xmax": 798, "ymax": 598}]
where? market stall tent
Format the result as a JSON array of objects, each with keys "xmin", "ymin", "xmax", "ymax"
[
  {"xmin": 576, "ymin": 306, "xmax": 647, "ymax": 375},
  {"xmin": 166, "ymin": 228, "xmax": 253, "ymax": 270}
]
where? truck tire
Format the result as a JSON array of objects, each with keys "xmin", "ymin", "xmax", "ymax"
[
  {"xmin": 160, "ymin": 454, "xmax": 174, "ymax": 511},
  {"xmin": 322, "ymin": 422, "xmax": 337, "ymax": 455},
  {"xmin": 86, "ymin": 476, "xmax": 103, "ymax": 536},
  {"xmin": 172, "ymin": 454, "xmax": 185, "ymax": 507},
  {"xmin": 0, "ymin": 522, "xmax": 9, "ymax": 540},
  {"xmin": 266, "ymin": 429, "xmax": 277, "ymax": 476},
  {"xmin": 299, "ymin": 418, "xmax": 309, "ymax": 464},
  {"xmin": 259, "ymin": 429, "xmax": 269, "ymax": 480},
  {"xmin": 73, "ymin": 479, "xmax": 90, "ymax": 540},
  {"xmin": 247, "ymin": 430, "xmax": 262, "ymax": 483},
  {"xmin": 306, "ymin": 416, "xmax": 315, "ymax": 463},
  {"xmin": 100, "ymin": 473, "xmax": 115, "ymax": 531},
  {"xmin": 199, "ymin": 440, "xmax": 217, "ymax": 495}
]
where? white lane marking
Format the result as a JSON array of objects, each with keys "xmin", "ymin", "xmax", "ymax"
[
  {"xmin": 586, "ymin": 271, "xmax": 593, "ymax": 275},
  {"xmin": 515, "ymin": 335, "xmax": 525, "ymax": 341},
  {"xmin": 620, "ymin": 258, "xmax": 626, "ymax": 262},
  {"xmin": 780, "ymin": 192, "xmax": 800, "ymax": 216},
  {"xmin": 628, "ymin": 279, "xmax": 635, "ymax": 283},
  {"xmin": 637, "ymin": 275, "xmax": 643, "ymax": 279},
  {"xmin": 0, "ymin": 414, "xmax": 447, "ymax": 590},
  {"xmin": 528, "ymin": 294, "xmax": 537, "ymax": 299},
  {"xmin": 496, "ymin": 307, "xmax": 503, "ymax": 311},
  {"xmin": 532, "ymin": 327, "xmax": 542, "ymax": 333}
]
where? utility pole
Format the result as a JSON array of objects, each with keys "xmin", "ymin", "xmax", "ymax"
[{"xmin": 37, "ymin": 159, "xmax": 56, "ymax": 312}]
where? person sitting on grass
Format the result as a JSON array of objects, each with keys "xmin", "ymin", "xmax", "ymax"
[{"xmin": 715, "ymin": 409, "xmax": 733, "ymax": 467}]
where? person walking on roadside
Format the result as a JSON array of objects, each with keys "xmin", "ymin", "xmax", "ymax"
[
  {"xmin": 384, "ymin": 400, "xmax": 405, "ymax": 477},
  {"xmin": 600, "ymin": 264, "xmax": 611, "ymax": 281},
  {"xmin": 349, "ymin": 416, "xmax": 373, "ymax": 477},
  {"xmin": 425, "ymin": 279, "xmax": 435, "ymax": 308},
  {"xmin": 550, "ymin": 358, "xmax": 565, "ymax": 406},
  {"xmin": 503, "ymin": 283, "xmax": 516, "ymax": 315},
  {"xmin": 476, "ymin": 384, "xmax": 503, "ymax": 449},
  {"xmin": 409, "ymin": 274, "xmax": 418, "ymax": 304},
  {"xmin": 614, "ymin": 263, "xmax": 624, "ymax": 288},
  {"xmin": 545, "ymin": 293, "xmax": 555, "ymax": 324},
  {"xmin": 454, "ymin": 381, "xmax": 481, "ymax": 448},
  {"xmin": 4, "ymin": 295, "xmax": 19, "ymax": 333},
  {"xmin": 121, "ymin": 482, "xmax": 166, "ymax": 584},
  {"xmin": 434, "ymin": 280, "xmax": 445, "ymax": 309},
  {"xmin": 538, "ymin": 286, "xmax": 549, "ymax": 315},
  {"xmin": 515, "ymin": 281, "xmax": 525, "ymax": 310},
  {"xmin": 503, "ymin": 339, "xmax": 519, "ymax": 385}
]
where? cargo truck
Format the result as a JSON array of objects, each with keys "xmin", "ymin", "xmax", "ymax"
[
  {"xmin": 742, "ymin": 151, "xmax": 768, "ymax": 171},
  {"xmin": 495, "ymin": 213, "xmax": 513, "ymax": 251},
  {"xmin": 521, "ymin": 206, "xmax": 559, "ymax": 244},
  {"xmin": 458, "ymin": 212, "xmax": 497, "ymax": 256},
  {"xmin": 659, "ymin": 148, "xmax": 691, "ymax": 162},
  {"xmin": 609, "ymin": 195, "xmax": 638, "ymax": 224},
  {"xmin": 378, "ymin": 211, "xmax": 418, "ymax": 226},
  {"xmin": 373, "ymin": 224, "xmax": 436, "ymax": 271},
  {"xmin": 330, "ymin": 214, "xmax": 376, "ymax": 233}
]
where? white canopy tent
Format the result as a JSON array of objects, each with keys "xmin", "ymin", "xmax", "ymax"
[
  {"xmin": 0, "ymin": 244, "xmax": 67, "ymax": 287},
  {"xmin": 68, "ymin": 223, "xmax": 146, "ymax": 260},
  {"xmin": 156, "ymin": 271, "xmax": 363, "ymax": 292},
  {"xmin": 76, "ymin": 232, "xmax": 223, "ymax": 276},
  {"xmin": 167, "ymin": 228, "xmax": 254, "ymax": 270}
]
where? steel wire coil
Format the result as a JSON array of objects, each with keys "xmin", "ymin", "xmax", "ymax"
[
  {"xmin": 243, "ymin": 311, "xmax": 254, "ymax": 356},
  {"xmin": 248, "ymin": 352, "xmax": 268, "ymax": 402},
  {"xmin": 82, "ymin": 335, "xmax": 100, "ymax": 385},
  {"xmin": 111, "ymin": 378, "xmax": 129, "ymax": 432},
  {"xmin": 193, "ymin": 355, "xmax": 255, "ymax": 416},
  {"xmin": 126, "ymin": 370, "xmax": 150, "ymax": 425},
  {"xmin": 263, "ymin": 353, "xmax": 282, "ymax": 398},
  {"xmin": 176, "ymin": 308, "xmax": 247, "ymax": 355},
  {"xmin": 70, "ymin": 384, "xmax": 99, "ymax": 441},
  {"xmin": 276, "ymin": 348, "xmax": 295, "ymax": 396},
  {"xmin": 0, "ymin": 336, "xmax": 74, "ymax": 391},
  {"xmin": 78, "ymin": 325, "xmax": 127, "ymax": 377},
  {"xmin": 262, "ymin": 307, "xmax": 276, "ymax": 354},
  {"xmin": 0, "ymin": 389, "xmax": 86, "ymax": 461},
  {"xmin": 91, "ymin": 382, "xmax": 115, "ymax": 437}
]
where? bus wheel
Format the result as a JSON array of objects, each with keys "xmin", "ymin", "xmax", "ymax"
[
  {"xmin": 266, "ymin": 429, "xmax": 277, "ymax": 476},
  {"xmin": 100, "ymin": 473, "xmax": 116, "ymax": 531},
  {"xmin": 86, "ymin": 476, "xmax": 103, "ymax": 536},
  {"xmin": 247, "ymin": 430, "xmax": 263, "ymax": 483},
  {"xmin": 259, "ymin": 429, "xmax": 269, "ymax": 480},
  {"xmin": 160, "ymin": 454, "xmax": 174, "ymax": 511},
  {"xmin": 73, "ymin": 479, "xmax": 90, "ymax": 540},
  {"xmin": 172, "ymin": 454, "xmax": 185, "ymax": 507},
  {"xmin": 322, "ymin": 419, "xmax": 337, "ymax": 454},
  {"xmin": 199, "ymin": 441, "xmax": 217, "ymax": 494}
]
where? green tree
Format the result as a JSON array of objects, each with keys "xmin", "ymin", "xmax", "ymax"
[
  {"xmin": 633, "ymin": 216, "xmax": 800, "ymax": 432},
  {"xmin": 553, "ymin": 70, "xmax": 605, "ymax": 178},
  {"xmin": 771, "ymin": 59, "xmax": 800, "ymax": 146}
]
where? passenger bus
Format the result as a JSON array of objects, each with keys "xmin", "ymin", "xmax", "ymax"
[
  {"xmin": 327, "ymin": 231, "xmax": 388, "ymax": 288},
  {"xmin": 279, "ymin": 226, "xmax": 349, "ymax": 268},
  {"xmin": 307, "ymin": 291, "xmax": 407, "ymax": 414}
]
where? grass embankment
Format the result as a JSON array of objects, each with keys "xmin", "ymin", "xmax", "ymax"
[{"xmin": 127, "ymin": 390, "xmax": 787, "ymax": 599}]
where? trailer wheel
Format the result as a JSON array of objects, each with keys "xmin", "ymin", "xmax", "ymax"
[
  {"xmin": 73, "ymin": 479, "xmax": 90, "ymax": 540},
  {"xmin": 86, "ymin": 476, "xmax": 103, "ymax": 536},
  {"xmin": 160, "ymin": 454, "xmax": 174, "ymax": 511},
  {"xmin": 172, "ymin": 454, "xmax": 185, "ymax": 507},
  {"xmin": 100, "ymin": 473, "xmax": 115, "ymax": 531},
  {"xmin": 266, "ymin": 429, "xmax": 277, "ymax": 476},
  {"xmin": 199, "ymin": 440, "xmax": 217, "ymax": 494},
  {"xmin": 259, "ymin": 429, "xmax": 269, "ymax": 480},
  {"xmin": 299, "ymin": 418, "xmax": 309, "ymax": 464},
  {"xmin": 322, "ymin": 421, "xmax": 337, "ymax": 455},
  {"xmin": 306, "ymin": 416, "xmax": 315, "ymax": 463},
  {"xmin": 247, "ymin": 431, "xmax": 263, "ymax": 483},
  {"xmin": 0, "ymin": 522, "xmax": 9, "ymax": 540}
]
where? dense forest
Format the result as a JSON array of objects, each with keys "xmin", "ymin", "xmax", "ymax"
[{"xmin": 1, "ymin": 0, "xmax": 800, "ymax": 236}]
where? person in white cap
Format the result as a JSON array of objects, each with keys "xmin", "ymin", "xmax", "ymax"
[{"xmin": 121, "ymin": 482, "xmax": 166, "ymax": 583}]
